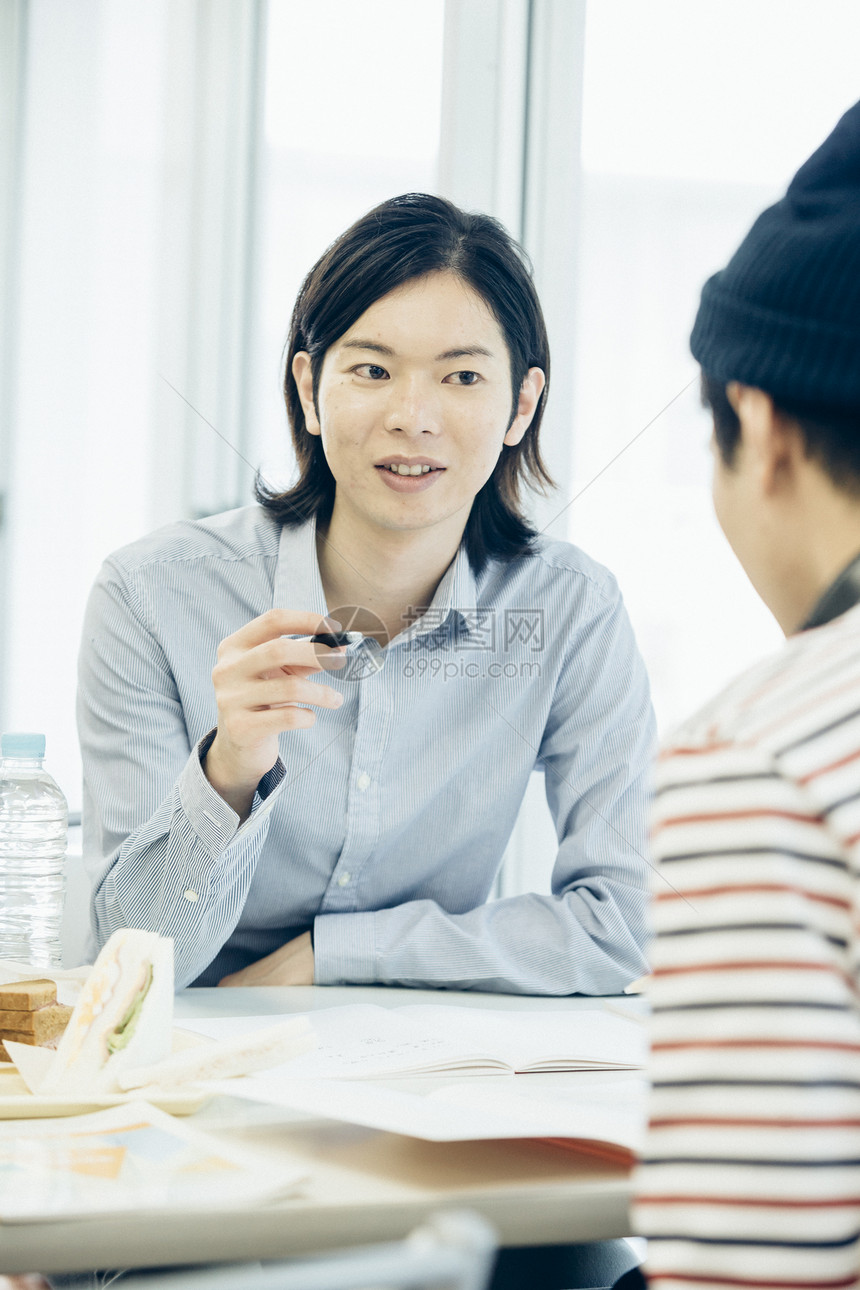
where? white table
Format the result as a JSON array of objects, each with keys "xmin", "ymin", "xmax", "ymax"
[{"xmin": 0, "ymin": 986, "xmax": 646, "ymax": 1276}]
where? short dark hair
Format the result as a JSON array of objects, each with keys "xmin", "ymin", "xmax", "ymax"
[
  {"xmin": 255, "ymin": 193, "xmax": 553, "ymax": 571},
  {"xmin": 701, "ymin": 368, "xmax": 860, "ymax": 494}
]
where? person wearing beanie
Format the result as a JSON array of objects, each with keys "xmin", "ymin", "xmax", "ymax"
[{"xmin": 626, "ymin": 99, "xmax": 860, "ymax": 1290}]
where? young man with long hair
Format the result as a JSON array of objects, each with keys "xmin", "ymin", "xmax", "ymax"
[{"xmin": 79, "ymin": 194, "xmax": 654, "ymax": 992}]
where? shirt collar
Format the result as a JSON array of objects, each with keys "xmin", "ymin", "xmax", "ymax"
[
  {"xmin": 273, "ymin": 515, "xmax": 328, "ymax": 615},
  {"xmin": 397, "ymin": 542, "xmax": 481, "ymax": 644},
  {"xmin": 273, "ymin": 515, "xmax": 482, "ymax": 642},
  {"xmin": 801, "ymin": 547, "xmax": 860, "ymax": 630}
]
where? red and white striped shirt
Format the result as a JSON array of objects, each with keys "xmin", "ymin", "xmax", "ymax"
[{"xmin": 634, "ymin": 601, "xmax": 860, "ymax": 1289}]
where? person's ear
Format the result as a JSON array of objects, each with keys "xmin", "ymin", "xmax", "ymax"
[
  {"xmin": 726, "ymin": 383, "xmax": 796, "ymax": 494},
  {"xmin": 292, "ymin": 352, "xmax": 321, "ymax": 436},
  {"xmin": 725, "ymin": 380, "xmax": 745, "ymax": 417},
  {"xmin": 503, "ymin": 368, "xmax": 546, "ymax": 447}
]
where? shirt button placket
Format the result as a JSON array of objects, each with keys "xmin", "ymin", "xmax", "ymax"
[{"xmin": 327, "ymin": 674, "xmax": 386, "ymax": 907}]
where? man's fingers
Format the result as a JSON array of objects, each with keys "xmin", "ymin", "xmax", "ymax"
[
  {"xmin": 261, "ymin": 637, "xmax": 348, "ymax": 673},
  {"xmin": 246, "ymin": 677, "xmax": 344, "ymax": 710},
  {"xmin": 226, "ymin": 635, "xmax": 347, "ymax": 679},
  {"xmin": 214, "ymin": 643, "xmax": 345, "ymax": 697},
  {"xmin": 225, "ymin": 705, "xmax": 318, "ymax": 743},
  {"xmin": 221, "ymin": 609, "xmax": 341, "ymax": 654}
]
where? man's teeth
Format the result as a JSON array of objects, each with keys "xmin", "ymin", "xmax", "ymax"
[{"xmin": 387, "ymin": 464, "xmax": 434, "ymax": 475}]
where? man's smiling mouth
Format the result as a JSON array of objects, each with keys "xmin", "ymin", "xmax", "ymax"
[
  {"xmin": 378, "ymin": 463, "xmax": 442, "ymax": 476},
  {"xmin": 375, "ymin": 457, "xmax": 446, "ymax": 477}
]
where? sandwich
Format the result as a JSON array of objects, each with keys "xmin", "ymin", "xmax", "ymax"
[
  {"xmin": 117, "ymin": 1015, "xmax": 317, "ymax": 1090},
  {"xmin": 0, "ymin": 979, "xmax": 72, "ymax": 1061},
  {"xmin": 40, "ymin": 928, "xmax": 174, "ymax": 1095}
]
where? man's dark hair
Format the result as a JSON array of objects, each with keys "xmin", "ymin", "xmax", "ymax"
[
  {"xmin": 255, "ymin": 193, "xmax": 553, "ymax": 571},
  {"xmin": 701, "ymin": 369, "xmax": 860, "ymax": 494}
]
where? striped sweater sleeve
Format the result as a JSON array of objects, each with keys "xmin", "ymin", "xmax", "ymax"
[{"xmin": 633, "ymin": 735, "xmax": 860, "ymax": 1290}]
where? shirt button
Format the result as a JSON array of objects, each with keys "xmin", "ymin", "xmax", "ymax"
[
  {"xmin": 183, "ymin": 889, "xmax": 199, "ymax": 902},
  {"xmin": 337, "ymin": 872, "xmax": 351, "ymax": 887},
  {"xmin": 357, "ymin": 773, "xmax": 371, "ymax": 791}
]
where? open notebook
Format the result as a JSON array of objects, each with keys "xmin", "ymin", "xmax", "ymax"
[{"xmin": 180, "ymin": 1003, "xmax": 646, "ymax": 1080}]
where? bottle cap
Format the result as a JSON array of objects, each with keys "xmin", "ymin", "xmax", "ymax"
[{"xmin": 1, "ymin": 733, "xmax": 46, "ymax": 758}]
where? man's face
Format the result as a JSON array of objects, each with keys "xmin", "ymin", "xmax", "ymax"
[{"xmin": 294, "ymin": 271, "xmax": 542, "ymax": 549}]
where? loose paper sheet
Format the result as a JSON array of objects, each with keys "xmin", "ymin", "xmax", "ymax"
[
  {"xmin": 208, "ymin": 1071, "xmax": 648, "ymax": 1147},
  {"xmin": 0, "ymin": 1100, "xmax": 306, "ymax": 1221}
]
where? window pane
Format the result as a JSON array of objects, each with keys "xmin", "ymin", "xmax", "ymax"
[
  {"xmin": 249, "ymin": 0, "xmax": 445, "ymax": 490},
  {"xmin": 569, "ymin": 0, "xmax": 860, "ymax": 731}
]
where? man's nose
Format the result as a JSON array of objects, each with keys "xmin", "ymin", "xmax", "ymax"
[{"xmin": 382, "ymin": 378, "xmax": 440, "ymax": 435}]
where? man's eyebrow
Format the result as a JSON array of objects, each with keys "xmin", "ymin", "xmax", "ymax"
[
  {"xmin": 341, "ymin": 339, "xmax": 395, "ymax": 356},
  {"xmin": 436, "ymin": 345, "xmax": 494, "ymax": 361},
  {"xmin": 339, "ymin": 340, "xmax": 495, "ymax": 361}
]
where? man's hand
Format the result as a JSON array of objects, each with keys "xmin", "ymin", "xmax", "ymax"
[
  {"xmin": 204, "ymin": 610, "xmax": 346, "ymax": 819},
  {"xmin": 217, "ymin": 931, "xmax": 314, "ymax": 987}
]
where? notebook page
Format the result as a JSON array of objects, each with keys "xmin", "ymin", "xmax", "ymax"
[
  {"xmin": 393, "ymin": 1005, "xmax": 647, "ymax": 1070},
  {"xmin": 180, "ymin": 1007, "xmax": 510, "ymax": 1078}
]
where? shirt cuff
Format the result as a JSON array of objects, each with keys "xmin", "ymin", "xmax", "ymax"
[
  {"xmin": 313, "ymin": 912, "xmax": 378, "ymax": 984},
  {"xmin": 179, "ymin": 730, "xmax": 285, "ymax": 853}
]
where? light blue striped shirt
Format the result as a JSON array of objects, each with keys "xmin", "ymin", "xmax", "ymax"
[{"xmin": 78, "ymin": 505, "xmax": 655, "ymax": 991}]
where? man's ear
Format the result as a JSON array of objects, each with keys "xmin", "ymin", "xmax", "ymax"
[
  {"xmin": 726, "ymin": 382, "xmax": 797, "ymax": 494},
  {"xmin": 292, "ymin": 352, "xmax": 321, "ymax": 436},
  {"xmin": 503, "ymin": 367, "xmax": 546, "ymax": 447}
]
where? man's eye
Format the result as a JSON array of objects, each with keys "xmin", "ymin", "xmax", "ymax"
[
  {"xmin": 355, "ymin": 364, "xmax": 388, "ymax": 380},
  {"xmin": 445, "ymin": 370, "xmax": 481, "ymax": 386}
]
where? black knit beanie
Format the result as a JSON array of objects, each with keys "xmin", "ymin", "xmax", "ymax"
[{"xmin": 690, "ymin": 99, "xmax": 860, "ymax": 413}]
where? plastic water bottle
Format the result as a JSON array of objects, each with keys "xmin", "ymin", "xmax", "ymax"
[{"xmin": 0, "ymin": 733, "xmax": 68, "ymax": 968}]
